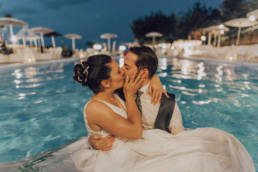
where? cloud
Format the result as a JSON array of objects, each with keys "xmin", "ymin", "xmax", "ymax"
[{"xmin": 38, "ymin": 0, "xmax": 90, "ymax": 10}]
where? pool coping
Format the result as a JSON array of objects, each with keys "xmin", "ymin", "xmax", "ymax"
[
  {"xmin": 0, "ymin": 57, "xmax": 84, "ymax": 70},
  {"xmin": 0, "ymin": 55, "xmax": 258, "ymax": 70},
  {"xmin": 171, "ymin": 56, "xmax": 258, "ymax": 68}
]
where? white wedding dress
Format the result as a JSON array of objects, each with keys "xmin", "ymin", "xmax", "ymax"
[{"xmin": 72, "ymin": 96, "xmax": 255, "ymax": 172}]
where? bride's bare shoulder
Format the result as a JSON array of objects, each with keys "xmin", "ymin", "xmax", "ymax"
[{"xmin": 86, "ymin": 100, "xmax": 112, "ymax": 118}]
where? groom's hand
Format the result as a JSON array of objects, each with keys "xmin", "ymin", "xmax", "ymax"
[
  {"xmin": 89, "ymin": 134, "xmax": 115, "ymax": 151},
  {"xmin": 149, "ymin": 75, "xmax": 169, "ymax": 104}
]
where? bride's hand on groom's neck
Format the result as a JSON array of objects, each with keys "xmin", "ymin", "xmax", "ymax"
[{"xmin": 123, "ymin": 72, "xmax": 144, "ymax": 99}]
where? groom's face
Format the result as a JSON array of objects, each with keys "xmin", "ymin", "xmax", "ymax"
[{"xmin": 122, "ymin": 51, "xmax": 139, "ymax": 80}]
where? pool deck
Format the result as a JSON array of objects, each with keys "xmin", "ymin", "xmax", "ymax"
[
  {"xmin": 189, "ymin": 54, "xmax": 258, "ymax": 63},
  {"xmin": 1, "ymin": 54, "xmax": 258, "ymax": 69}
]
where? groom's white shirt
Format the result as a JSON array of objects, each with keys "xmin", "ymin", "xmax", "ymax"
[{"xmin": 139, "ymin": 83, "xmax": 184, "ymax": 133}]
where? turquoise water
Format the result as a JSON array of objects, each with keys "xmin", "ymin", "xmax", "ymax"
[{"xmin": 0, "ymin": 57, "xmax": 257, "ymax": 169}]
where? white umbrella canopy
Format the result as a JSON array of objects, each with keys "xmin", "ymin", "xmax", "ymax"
[
  {"xmin": 100, "ymin": 33, "xmax": 117, "ymax": 39},
  {"xmin": 100, "ymin": 33, "xmax": 118, "ymax": 51},
  {"xmin": 145, "ymin": 32, "xmax": 163, "ymax": 45},
  {"xmin": 203, "ymin": 24, "xmax": 229, "ymax": 32},
  {"xmin": 224, "ymin": 18, "xmax": 257, "ymax": 28},
  {"xmin": 247, "ymin": 9, "xmax": 258, "ymax": 20},
  {"xmin": 0, "ymin": 17, "xmax": 27, "ymax": 38},
  {"xmin": 29, "ymin": 27, "xmax": 53, "ymax": 48},
  {"xmin": 64, "ymin": 33, "xmax": 82, "ymax": 50},
  {"xmin": 224, "ymin": 18, "xmax": 258, "ymax": 45}
]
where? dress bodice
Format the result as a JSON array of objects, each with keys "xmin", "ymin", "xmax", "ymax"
[{"xmin": 83, "ymin": 94, "xmax": 127, "ymax": 137}]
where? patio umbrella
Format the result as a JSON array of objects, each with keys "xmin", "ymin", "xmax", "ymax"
[
  {"xmin": 64, "ymin": 33, "xmax": 82, "ymax": 50},
  {"xmin": 16, "ymin": 27, "xmax": 40, "ymax": 46},
  {"xmin": 100, "ymin": 33, "xmax": 117, "ymax": 51},
  {"xmin": 0, "ymin": 17, "xmax": 27, "ymax": 38},
  {"xmin": 29, "ymin": 27, "xmax": 53, "ymax": 48},
  {"xmin": 224, "ymin": 18, "xmax": 257, "ymax": 45},
  {"xmin": 44, "ymin": 31, "xmax": 62, "ymax": 48},
  {"xmin": 145, "ymin": 32, "xmax": 163, "ymax": 45},
  {"xmin": 203, "ymin": 24, "xmax": 229, "ymax": 47}
]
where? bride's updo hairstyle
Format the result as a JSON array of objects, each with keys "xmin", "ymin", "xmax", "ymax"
[{"xmin": 73, "ymin": 55, "xmax": 112, "ymax": 93}]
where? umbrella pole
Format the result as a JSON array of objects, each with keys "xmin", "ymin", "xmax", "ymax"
[
  {"xmin": 217, "ymin": 34, "xmax": 221, "ymax": 47},
  {"xmin": 9, "ymin": 24, "xmax": 14, "ymax": 38},
  {"xmin": 108, "ymin": 38, "xmax": 111, "ymax": 52},
  {"xmin": 208, "ymin": 32, "xmax": 211, "ymax": 46},
  {"xmin": 34, "ymin": 40, "xmax": 37, "ymax": 48},
  {"xmin": 40, "ymin": 33, "xmax": 45, "ymax": 48},
  {"xmin": 72, "ymin": 38, "xmax": 75, "ymax": 50},
  {"xmin": 51, "ymin": 36, "xmax": 56, "ymax": 48},
  {"xmin": 213, "ymin": 34, "xmax": 217, "ymax": 46},
  {"xmin": 22, "ymin": 38, "xmax": 26, "ymax": 47},
  {"xmin": 236, "ymin": 27, "xmax": 241, "ymax": 45}
]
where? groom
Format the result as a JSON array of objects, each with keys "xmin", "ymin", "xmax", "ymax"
[{"xmin": 89, "ymin": 46, "xmax": 184, "ymax": 151}]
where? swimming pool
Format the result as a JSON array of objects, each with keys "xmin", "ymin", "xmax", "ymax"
[{"xmin": 0, "ymin": 57, "xmax": 257, "ymax": 169}]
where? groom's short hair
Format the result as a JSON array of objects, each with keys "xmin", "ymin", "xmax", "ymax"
[{"xmin": 128, "ymin": 46, "xmax": 158, "ymax": 78}]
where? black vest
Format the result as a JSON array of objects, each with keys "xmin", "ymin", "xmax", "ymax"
[
  {"xmin": 115, "ymin": 89, "xmax": 176, "ymax": 133},
  {"xmin": 154, "ymin": 93, "xmax": 175, "ymax": 132}
]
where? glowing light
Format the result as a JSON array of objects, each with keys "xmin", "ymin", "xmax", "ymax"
[
  {"xmin": 219, "ymin": 24, "xmax": 224, "ymax": 29},
  {"xmin": 93, "ymin": 44, "xmax": 102, "ymax": 50},
  {"xmin": 159, "ymin": 57, "xmax": 167, "ymax": 70},
  {"xmin": 119, "ymin": 45, "xmax": 126, "ymax": 52},
  {"xmin": 159, "ymin": 43, "xmax": 167, "ymax": 49},
  {"xmin": 79, "ymin": 51, "xmax": 84, "ymax": 58},
  {"xmin": 249, "ymin": 15, "xmax": 256, "ymax": 22},
  {"xmin": 201, "ymin": 36, "xmax": 206, "ymax": 41}
]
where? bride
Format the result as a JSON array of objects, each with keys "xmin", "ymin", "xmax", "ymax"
[{"xmin": 72, "ymin": 54, "xmax": 255, "ymax": 172}]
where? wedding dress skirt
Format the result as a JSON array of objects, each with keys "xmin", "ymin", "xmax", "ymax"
[{"xmin": 72, "ymin": 99, "xmax": 255, "ymax": 172}]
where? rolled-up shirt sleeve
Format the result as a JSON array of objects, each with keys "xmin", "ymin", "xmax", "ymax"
[{"xmin": 169, "ymin": 102, "xmax": 184, "ymax": 134}]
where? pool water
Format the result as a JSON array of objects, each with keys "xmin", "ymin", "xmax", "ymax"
[{"xmin": 0, "ymin": 57, "xmax": 257, "ymax": 169}]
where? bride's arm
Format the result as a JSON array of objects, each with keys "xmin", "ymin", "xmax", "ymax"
[
  {"xmin": 87, "ymin": 98, "xmax": 142, "ymax": 139},
  {"xmin": 149, "ymin": 75, "xmax": 169, "ymax": 104},
  {"xmin": 169, "ymin": 103, "xmax": 184, "ymax": 135},
  {"xmin": 87, "ymin": 74, "xmax": 144, "ymax": 140}
]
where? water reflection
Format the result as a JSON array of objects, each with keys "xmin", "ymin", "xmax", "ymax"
[
  {"xmin": 215, "ymin": 65, "xmax": 223, "ymax": 82},
  {"xmin": 225, "ymin": 67, "xmax": 236, "ymax": 81},
  {"xmin": 12, "ymin": 69, "xmax": 23, "ymax": 79},
  {"xmin": 25, "ymin": 67, "xmax": 37, "ymax": 77},
  {"xmin": 197, "ymin": 62, "xmax": 206, "ymax": 80},
  {"xmin": 159, "ymin": 57, "xmax": 167, "ymax": 70}
]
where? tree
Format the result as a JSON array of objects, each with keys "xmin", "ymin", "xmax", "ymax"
[
  {"xmin": 221, "ymin": 0, "xmax": 244, "ymax": 20},
  {"xmin": 85, "ymin": 41, "xmax": 95, "ymax": 48},
  {"xmin": 4, "ymin": 13, "xmax": 12, "ymax": 18},
  {"xmin": 176, "ymin": 2, "xmax": 211, "ymax": 39},
  {"xmin": 131, "ymin": 11, "xmax": 175, "ymax": 43}
]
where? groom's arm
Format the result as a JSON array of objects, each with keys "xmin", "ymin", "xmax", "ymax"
[{"xmin": 169, "ymin": 103, "xmax": 184, "ymax": 135}]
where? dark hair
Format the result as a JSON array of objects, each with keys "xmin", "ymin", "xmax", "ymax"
[
  {"xmin": 128, "ymin": 46, "xmax": 158, "ymax": 78},
  {"xmin": 73, "ymin": 54, "xmax": 112, "ymax": 93}
]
